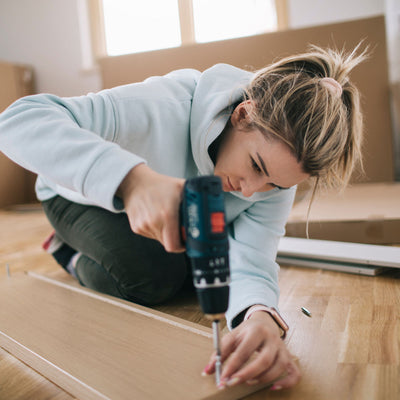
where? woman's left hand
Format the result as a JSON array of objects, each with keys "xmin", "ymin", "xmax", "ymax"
[{"xmin": 203, "ymin": 311, "xmax": 301, "ymax": 391}]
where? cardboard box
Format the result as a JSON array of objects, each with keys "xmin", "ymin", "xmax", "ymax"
[
  {"xmin": 0, "ymin": 61, "xmax": 37, "ymax": 208},
  {"xmin": 0, "ymin": 61, "xmax": 34, "ymax": 113},
  {"xmin": 286, "ymin": 182, "xmax": 400, "ymax": 245}
]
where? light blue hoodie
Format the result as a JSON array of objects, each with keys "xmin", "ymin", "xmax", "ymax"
[{"xmin": 0, "ymin": 64, "xmax": 296, "ymax": 329}]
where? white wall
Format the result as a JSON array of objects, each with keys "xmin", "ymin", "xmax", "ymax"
[
  {"xmin": 384, "ymin": 0, "xmax": 400, "ymax": 82},
  {"xmin": 0, "ymin": 0, "xmax": 101, "ymax": 96},
  {"xmin": 288, "ymin": 0, "xmax": 385, "ymax": 29}
]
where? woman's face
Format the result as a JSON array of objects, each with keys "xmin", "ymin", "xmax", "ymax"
[{"xmin": 214, "ymin": 103, "xmax": 309, "ymax": 197}]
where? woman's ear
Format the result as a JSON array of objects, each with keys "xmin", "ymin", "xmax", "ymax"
[{"xmin": 231, "ymin": 100, "xmax": 254, "ymax": 127}]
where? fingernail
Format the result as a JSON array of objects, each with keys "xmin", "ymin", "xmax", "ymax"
[
  {"xmin": 246, "ymin": 379, "xmax": 259, "ymax": 385},
  {"xmin": 218, "ymin": 380, "xmax": 226, "ymax": 390},
  {"xmin": 202, "ymin": 364, "xmax": 211, "ymax": 375},
  {"xmin": 226, "ymin": 376, "xmax": 240, "ymax": 387},
  {"xmin": 271, "ymin": 384, "xmax": 282, "ymax": 391}
]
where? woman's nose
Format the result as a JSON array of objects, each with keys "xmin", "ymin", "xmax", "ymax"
[
  {"xmin": 240, "ymin": 177, "xmax": 268, "ymax": 197},
  {"xmin": 240, "ymin": 182, "xmax": 255, "ymax": 197}
]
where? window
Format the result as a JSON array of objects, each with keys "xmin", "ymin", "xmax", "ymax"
[
  {"xmin": 88, "ymin": 0, "xmax": 287, "ymax": 58},
  {"xmin": 192, "ymin": 0, "xmax": 278, "ymax": 43},
  {"xmin": 102, "ymin": 0, "xmax": 182, "ymax": 56}
]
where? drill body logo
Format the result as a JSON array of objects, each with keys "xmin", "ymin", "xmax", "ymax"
[{"xmin": 187, "ymin": 203, "xmax": 200, "ymax": 238}]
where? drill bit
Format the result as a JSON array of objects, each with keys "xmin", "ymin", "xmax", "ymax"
[{"xmin": 212, "ymin": 320, "xmax": 222, "ymax": 386}]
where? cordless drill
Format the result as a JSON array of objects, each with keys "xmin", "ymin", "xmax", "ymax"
[{"xmin": 180, "ymin": 175, "xmax": 230, "ymax": 385}]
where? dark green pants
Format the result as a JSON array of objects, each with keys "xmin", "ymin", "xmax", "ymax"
[{"xmin": 42, "ymin": 196, "xmax": 192, "ymax": 306}]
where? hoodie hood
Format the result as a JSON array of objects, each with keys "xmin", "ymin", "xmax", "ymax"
[{"xmin": 190, "ymin": 64, "xmax": 253, "ymax": 176}]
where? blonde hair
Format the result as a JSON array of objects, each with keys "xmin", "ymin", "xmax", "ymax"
[{"xmin": 244, "ymin": 43, "xmax": 369, "ymax": 193}]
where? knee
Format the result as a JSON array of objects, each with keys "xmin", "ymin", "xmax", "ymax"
[
  {"xmin": 120, "ymin": 265, "xmax": 188, "ymax": 305},
  {"xmin": 106, "ymin": 252, "xmax": 189, "ymax": 306}
]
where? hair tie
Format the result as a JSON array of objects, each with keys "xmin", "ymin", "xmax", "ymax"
[{"xmin": 319, "ymin": 77, "xmax": 343, "ymax": 98}]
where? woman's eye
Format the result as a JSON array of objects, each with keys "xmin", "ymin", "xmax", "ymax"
[{"xmin": 251, "ymin": 158, "xmax": 262, "ymax": 173}]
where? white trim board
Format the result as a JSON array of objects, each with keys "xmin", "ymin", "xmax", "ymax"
[
  {"xmin": 277, "ymin": 237, "xmax": 400, "ymax": 275},
  {"xmin": 276, "ymin": 256, "xmax": 386, "ymax": 276}
]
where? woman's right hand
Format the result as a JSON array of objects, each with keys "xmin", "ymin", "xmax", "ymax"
[{"xmin": 117, "ymin": 163, "xmax": 186, "ymax": 253}]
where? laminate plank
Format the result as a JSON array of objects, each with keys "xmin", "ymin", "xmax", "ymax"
[
  {"xmin": 0, "ymin": 347, "xmax": 76, "ymax": 400},
  {"xmin": 0, "ymin": 272, "xmax": 269, "ymax": 400}
]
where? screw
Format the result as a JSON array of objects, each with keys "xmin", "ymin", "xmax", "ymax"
[{"xmin": 301, "ymin": 307, "xmax": 312, "ymax": 317}]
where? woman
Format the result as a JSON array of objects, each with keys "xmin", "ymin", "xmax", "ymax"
[{"xmin": 0, "ymin": 44, "xmax": 366, "ymax": 390}]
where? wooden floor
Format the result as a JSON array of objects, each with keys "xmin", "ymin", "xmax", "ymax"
[{"xmin": 0, "ymin": 204, "xmax": 399, "ymax": 400}]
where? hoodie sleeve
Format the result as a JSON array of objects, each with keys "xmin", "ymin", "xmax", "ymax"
[
  {"xmin": 0, "ymin": 69, "xmax": 200, "ymax": 211},
  {"xmin": 0, "ymin": 92, "xmax": 145, "ymax": 211},
  {"xmin": 225, "ymin": 187, "xmax": 296, "ymax": 330}
]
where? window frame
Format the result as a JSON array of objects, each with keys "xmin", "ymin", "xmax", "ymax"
[{"xmin": 87, "ymin": 0, "xmax": 288, "ymax": 60}]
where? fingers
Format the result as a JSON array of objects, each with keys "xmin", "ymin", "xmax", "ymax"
[
  {"xmin": 202, "ymin": 317, "xmax": 301, "ymax": 391},
  {"xmin": 268, "ymin": 361, "xmax": 301, "ymax": 391},
  {"xmin": 131, "ymin": 211, "xmax": 184, "ymax": 253},
  {"xmin": 220, "ymin": 352, "xmax": 300, "ymax": 391},
  {"xmin": 203, "ymin": 330, "xmax": 259, "ymax": 382},
  {"xmin": 228, "ymin": 345, "xmax": 278, "ymax": 384},
  {"xmin": 123, "ymin": 170, "xmax": 185, "ymax": 252},
  {"xmin": 162, "ymin": 214, "xmax": 185, "ymax": 253},
  {"xmin": 204, "ymin": 349, "xmax": 300, "ymax": 391},
  {"xmin": 239, "ymin": 352, "xmax": 301, "ymax": 390},
  {"xmin": 204, "ymin": 327, "xmax": 244, "ymax": 375},
  {"xmin": 219, "ymin": 334, "xmax": 259, "ymax": 382}
]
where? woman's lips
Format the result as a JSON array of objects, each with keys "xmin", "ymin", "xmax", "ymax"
[{"xmin": 227, "ymin": 177, "xmax": 236, "ymax": 191}]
